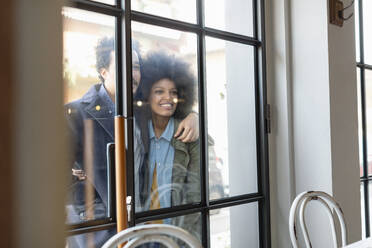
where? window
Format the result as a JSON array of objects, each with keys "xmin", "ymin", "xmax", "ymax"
[
  {"xmin": 356, "ymin": 0, "xmax": 372, "ymax": 238},
  {"xmin": 63, "ymin": 0, "xmax": 270, "ymax": 247}
]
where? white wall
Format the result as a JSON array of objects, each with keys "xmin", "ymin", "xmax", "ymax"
[
  {"xmin": 267, "ymin": 0, "xmax": 361, "ymax": 247},
  {"xmin": 328, "ymin": 11, "xmax": 361, "ymax": 245},
  {"xmin": 12, "ymin": 0, "xmax": 67, "ymax": 247}
]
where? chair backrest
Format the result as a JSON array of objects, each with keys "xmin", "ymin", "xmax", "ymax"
[
  {"xmin": 101, "ymin": 224, "xmax": 203, "ymax": 248},
  {"xmin": 289, "ymin": 191, "xmax": 348, "ymax": 248}
]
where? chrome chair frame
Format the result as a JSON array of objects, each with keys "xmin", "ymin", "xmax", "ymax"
[
  {"xmin": 101, "ymin": 224, "xmax": 203, "ymax": 248},
  {"xmin": 289, "ymin": 191, "xmax": 348, "ymax": 248}
]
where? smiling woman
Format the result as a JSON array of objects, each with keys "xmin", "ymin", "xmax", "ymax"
[{"xmin": 134, "ymin": 51, "xmax": 202, "ymax": 241}]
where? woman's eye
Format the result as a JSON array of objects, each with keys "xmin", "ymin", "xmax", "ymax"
[
  {"xmin": 171, "ymin": 90, "xmax": 178, "ymax": 96},
  {"xmin": 154, "ymin": 90, "xmax": 164, "ymax": 94}
]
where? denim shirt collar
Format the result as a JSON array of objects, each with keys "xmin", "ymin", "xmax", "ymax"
[{"xmin": 149, "ymin": 117, "xmax": 174, "ymax": 142}]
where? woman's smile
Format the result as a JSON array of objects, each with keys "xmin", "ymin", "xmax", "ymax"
[{"xmin": 159, "ymin": 102, "xmax": 174, "ymax": 109}]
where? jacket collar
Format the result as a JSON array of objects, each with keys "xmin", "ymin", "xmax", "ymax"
[{"xmin": 82, "ymin": 84, "xmax": 115, "ymax": 139}]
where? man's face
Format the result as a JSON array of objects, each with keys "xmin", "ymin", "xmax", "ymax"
[
  {"xmin": 100, "ymin": 51, "xmax": 116, "ymax": 95},
  {"xmin": 132, "ymin": 51, "xmax": 141, "ymax": 94},
  {"xmin": 100, "ymin": 50, "xmax": 141, "ymax": 95}
]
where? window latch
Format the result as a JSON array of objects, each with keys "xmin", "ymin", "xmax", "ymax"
[{"xmin": 126, "ymin": 196, "xmax": 132, "ymax": 222}]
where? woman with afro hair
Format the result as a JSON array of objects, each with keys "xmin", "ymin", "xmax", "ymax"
[{"xmin": 136, "ymin": 50, "xmax": 201, "ymax": 243}]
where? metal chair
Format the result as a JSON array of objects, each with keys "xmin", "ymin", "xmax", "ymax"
[
  {"xmin": 289, "ymin": 191, "xmax": 348, "ymax": 248},
  {"xmin": 101, "ymin": 224, "xmax": 203, "ymax": 248}
]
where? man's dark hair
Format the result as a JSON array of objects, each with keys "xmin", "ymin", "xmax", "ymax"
[
  {"xmin": 132, "ymin": 39, "xmax": 142, "ymax": 67},
  {"xmin": 95, "ymin": 37, "xmax": 143, "ymax": 83},
  {"xmin": 140, "ymin": 51, "xmax": 196, "ymax": 119},
  {"xmin": 95, "ymin": 37, "xmax": 114, "ymax": 82}
]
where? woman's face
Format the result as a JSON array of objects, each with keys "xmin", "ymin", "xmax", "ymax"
[{"xmin": 149, "ymin": 78, "xmax": 178, "ymax": 119}]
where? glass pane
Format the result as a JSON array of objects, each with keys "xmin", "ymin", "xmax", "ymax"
[
  {"xmin": 366, "ymin": 70, "xmax": 372, "ymax": 175},
  {"xmin": 132, "ymin": 22, "xmax": 201, "ymax": 212},
  {"xmin": 205, "ymin": 0, "xmax": 254, "ymax": 37},
  {"xmin": 63, "ymin": 7, "xmax": 116, "ymax": 227},
  {"xmin": 369, "ymin": 181, "xmax": 372, "ymax": 233},
  {"xmin": 93, "ymin": 0, "xmax": 115, "ymax": 5},
  {"xmin": 361, "ymin": 182, "xmax": 366, "ymax": 238},
  {"xmin": 206, "ymin": 37, "xmax": 257, "ymax": 200},
  {"xmin": 132, "ymin": 0, "xmax": 196, "ymax": 24},
  {"xmin": 138, "ymin": 212, "xmax": 202, "ymax": 245},
  {"xmin": 357, "ymin": 68, "xmax": 364, "ymax": 177},
  {"xmin": 66, "ymin": 229, "xmax": 116, "ymax": 248},
  {"xmin": 355, "ymin": 0, "xmax": 360, "ymax": 62},
  {"xmin": 363, "ymin": 0, "xmax": 372, "ymax": 64},
  {"xmin": 210, "ymin": 202, "xmax": 259, "ymax": 248}
]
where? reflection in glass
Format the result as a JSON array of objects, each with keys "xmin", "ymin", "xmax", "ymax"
[
  {"xmin": 363, "ymin": 0, "xmax": 372, "ymax": 64},
  {"xmin": 206, "ymin": 37, "xmax": 257, "ymax": 200},
  {"xmin": 210, "ymin": 203, "xmax": 259, "ymax": 248},
  {"xmin": 365, "ymin": 70, "xmax": 372, "ymax": 175},
  {"xmin": 62, "ymin": 6, "xmax": 116, "ymax": 244},
  {"xmin": 63, "ymin": 7, "xmax": 115, "ymax": 103},
  {"xmin": 138, "ymin": 212, "xmax": 202, "ymax": 245},
  {"xmin": 205, "ymin": 0, "xmax": 254, "ymax": 37},
  {"xmin": 132, "ymin": 0, "xmax": 196, "ymax": 24},
  {"xmin": 132, "ymin": 22, "xmax": 200, "ymax": 213}
]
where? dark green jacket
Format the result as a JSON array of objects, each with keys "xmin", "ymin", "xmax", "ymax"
[
  {"xmin": 171, "ymin": 119, "xmax": 201, "ymax": 242},
  {"xmin": 140, "ymin": 119, "xmax": 201, "ymax": 242}
]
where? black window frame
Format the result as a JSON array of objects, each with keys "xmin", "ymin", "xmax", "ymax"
[{"xmin": 65, "ymin": 0, "xmax": 271, "ymax": 247}]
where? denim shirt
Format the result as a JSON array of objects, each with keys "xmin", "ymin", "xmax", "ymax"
[{"xmin": 147, "ymin": 117, "xmax": 175, "ymax": 211}]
